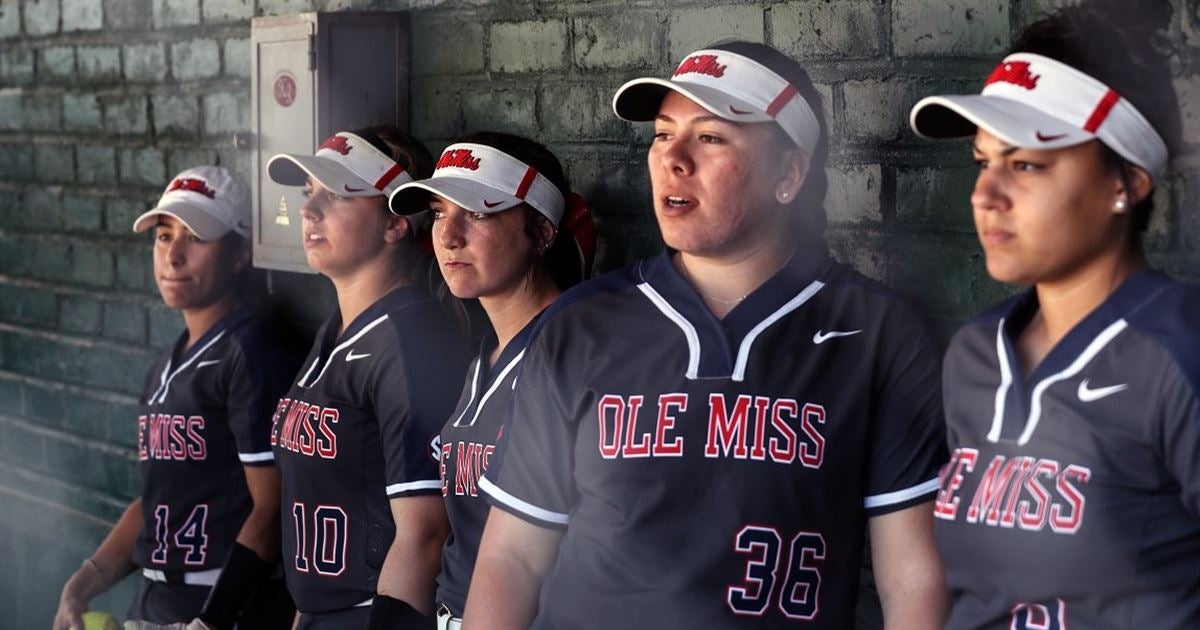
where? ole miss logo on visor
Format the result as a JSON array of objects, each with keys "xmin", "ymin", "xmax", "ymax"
[
  {"xmin": 319, "ymin": 135, "xmax": 353, "ymax": 156},
  {"xmin": 436, "ymin": 148, "xmax": 481, "ymax": 171},
  {"xmin": 167, "ymin": 178, "xmax": 216, "ymax": 199},
  {"xmin": 985, "ymin": 61, "xmax": 1040, "ymax": 91},
  {"xmin": 674, "ymin": 54, "xmax": 727, "ymax": 79}
]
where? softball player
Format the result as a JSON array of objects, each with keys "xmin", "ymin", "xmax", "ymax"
[
  {"xmin": 266, "ymin": 127, "xmax": 469, "ymax": 629},
  {"xmin": 387, "ymin": 131, "xmax": 595, "ymax": 630},
  {"xmin": 909, "ymin": 2, "xmax": 1199, "ymax": 627},
  {"xmin": 464, "ymin": 42, "xmax": 947, "ymax": 629},
  {"xmin": 53, "ymin": 166, "xmax": 298, "ymax": 630}
]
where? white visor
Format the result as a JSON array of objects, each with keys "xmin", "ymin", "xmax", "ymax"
[
  {"xmin": 132, "ymin": 165, "xmax": 250, "ymax": 241},
  {"xmin": 612, "ymin": 48, "xmax": 821, "ymax": 155},
  {"xmin": 910, "ymin": 53, "xmax": 1168, "ymax": 180},
  {"xmin": 267, "ymin": 132, "xmax": 413, "ymax": 198},
  {"xmin": 389, "ymin": 143, "xmax": 566, "ymax": 226}
]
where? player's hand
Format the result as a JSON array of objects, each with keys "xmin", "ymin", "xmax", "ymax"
[
  {"xmin": 51, "ymin": 591, "xmax": 86, "ymax": 630},
  {"xmin": 122, "ymin": 620, "xmax": 215, "ymax": 630}
]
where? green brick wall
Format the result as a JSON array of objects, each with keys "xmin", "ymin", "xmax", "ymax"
[{"xmin": 0, "ymin": 0, "xmax": 1197, "ymax": 627}]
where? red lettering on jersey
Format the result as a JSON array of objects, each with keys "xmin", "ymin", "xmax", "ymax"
[
  {"xmin": 315, "ymin": 408, "xmax": 338, "ymax": 459},
  {"xmin": 435, "ymin": 148, "xmax": 481, "ymax": 171},
  {"xmin": 270, "ymin": 398, "xmax": 290, "ymax": 446},
  {"xmin": 768, "ymin": 399, "xmax": 798, "ymax": 463},
  {"xmin": 705, "ymin": 394, "xmax": 752, "ymax": 459},
  {"xmin": 984, "ymin": 61, "xmax": 1039, "ymax": 90},
  {"xmin": 934, "ymin": 448, "xmax": 978, "ymax": 520},
  {"xmin": 455, "ymin": 441, "xmax": 476, "ymax": 496},
  {"xmin": 169, "ymin": 415, "xmax": 187, "ymax": 460},
  {"xmin": 185, "ymin": 416, "xmax": 206, "ymax": 460},
  {"xmin": 674, "ymin": 54, "xmax": 726, "ymax": 79},
  {"xmin": 749, "ymin": 397, "xmax": 770, "ymax": 461},
  {"xmin": 1049, "ymin": 465, "xmax": 1090, "ymax": 534},
  {"xmin": 597, "ymin": 395, "xmax": 626, "ymax": 459},
  {"xmin": 620, "ymin": 396, "xmax": 650, "ymax": 458},
  {"xmin": 652, "ymin": 393, "xmax": 687, "ymax": 457},
  {"xmin": 1017, "ymin": 459, "xmax": 1057, "ymax": 531},
  {"xmin": 967, "ymin": 455, "xmax": 1024, "ymax": 525},
  {"xmin": 439, "ymin": 442, "xmax": 452, "ymax": 497},
  {"xmin": 138, "ymin": 415, "xmax": 148, "ymax": 460},
  {"xmin": 999, "ymin": 456, "xmax": 1035, "ymax": 527},
  {"xmin": 797, "ymin": 403, "xmax": 826, "ymax": 468},
  {"xmin": 299, "ymin": 404, "xmax": 318, "ymax": 456}
]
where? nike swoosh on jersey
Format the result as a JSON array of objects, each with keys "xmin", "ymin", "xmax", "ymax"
[
  {"xmin": 345, "ymin": 350, "xmax": 371, "ymax": 362},
  {"xmin": 812, "ymin": 329, "xmax": 862, "ymax": 344},
  {"xmin": 1077, "ymin": 379, "xmax": 1128, "ymax": 402},
  {"xmin": 196, "ymin": 359, "xmax": 222, "ymax": 368}
]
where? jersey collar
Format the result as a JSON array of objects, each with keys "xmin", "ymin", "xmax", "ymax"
[
  {"xmin": 637, "ymin": 247, "xmax": 832, "ymax": 380},
  {"xmin": 170, "ymin": 304, "xmax": 255, "ymax": 365},
  {"xmin": 1002, "ymin": 267, "xmax": 1172, "ymax": 383}
]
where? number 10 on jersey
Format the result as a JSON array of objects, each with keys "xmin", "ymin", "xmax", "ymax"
[
  {"xmin": 728, "ymin": 525, "xmax": 825, "ymax": 620},
  {"xmin": 292, "ymin": 502, "xmax": 348, "ymax": 576}
]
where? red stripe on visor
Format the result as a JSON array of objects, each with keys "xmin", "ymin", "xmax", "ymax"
[
  {"xmin": 766, "ymin": 84, "xmax": 798, "ymax": 118},
  {"xmin": 374, "ymin": 164, "xmax": 405, "ymax": 190},
  {"xmin": 514, "ymin": 166, "xmax": 537, "ymax": 200},
  {"xmin": 1083, "ymin": 89, "xmax": 1120, "ymax": 134}
]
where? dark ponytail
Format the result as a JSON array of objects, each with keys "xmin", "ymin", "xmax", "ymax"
[{"xmin": 1009, "ymin": 0, "xmax": 1179, "ymax": 241}]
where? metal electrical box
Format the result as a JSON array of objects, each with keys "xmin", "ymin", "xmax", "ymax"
[{"xmin": 250, "ymin": 12, "xmax": 410, "ymax": 273}]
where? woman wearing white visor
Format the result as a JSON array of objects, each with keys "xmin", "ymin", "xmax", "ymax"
[
  {"xmin": 266, "ymin": 127, "xmax": 469, "ymax": 629},
  {"xmin": 388, "ymin": 131, "xmax": 595, "ymax": 630},
  {"xmin": 54, "ymin": 166, "xmax": 299, "ymax": 630},
  {"xmin": 910, "ymin": 2, "xmax": 1200, "ymax": 628},
  {"xmin": 465, "ymin": 41, "xmax": 947, "ymax": 629}
]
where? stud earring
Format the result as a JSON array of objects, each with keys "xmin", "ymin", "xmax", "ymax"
[{"xmin": 1115, "ymin": 199, "xmax": 1127, "ymax": 211}]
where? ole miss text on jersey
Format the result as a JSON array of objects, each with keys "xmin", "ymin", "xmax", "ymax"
[{"xmin": 481, "ymin": 249, "xmax": 947, "ymax": 629}]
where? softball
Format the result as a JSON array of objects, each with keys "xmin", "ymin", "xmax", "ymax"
[{"xmin": 81, "ymin": 611, "xmax": 120, "ymax": 630}]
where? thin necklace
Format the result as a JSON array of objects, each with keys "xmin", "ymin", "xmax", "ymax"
[{"xmin": 677, "ymin": 257, "xmax": 749, "ymax": 306}]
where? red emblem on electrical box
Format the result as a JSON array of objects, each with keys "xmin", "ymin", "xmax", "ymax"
[{"xmin": 274, "ymin": 71, "xmax": 297, "ymax": 108}]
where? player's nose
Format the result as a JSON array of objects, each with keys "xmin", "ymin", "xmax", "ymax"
[
  {"xmin": 435, "ymin": 213, "xmax": 465, "ymax": 249},
  {"xmin": 971, "ymin": 165, "xmax": 1009, "ymax": 214}
]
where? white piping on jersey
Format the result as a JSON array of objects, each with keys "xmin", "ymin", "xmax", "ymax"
[
  {"xmin": 637, "ymin": 283, "xmax": 701, "ymax": 379},
  {"xmin": 732, "ymin": 280, "xmax": 825, "ymax": 382},
  {"xmin": 454, "ymin": 350, "xmax": 527, "ymax": 428},
  {"xmin": 985, "ymin": 319, "xmax": 1014, "ymax": 443},
  {"xmin": 1015, "ymin": 319, "xmax": 1127, "ymax": 445},
  {"xmin": 863, "ymin": 477, "xmax": 940, "ymax": 509},
  {"xmin": 298, "ymin": 315, "xmax": 390, "ymax": 388},
  {"xmin": 238, "ymin": 451, "xmax": 274, "ymax": 463},
  {"xmin": 386, "ymin": 479, "xmax": 442, "ymax": 496},
  {"xmin": 149, "ymin": 331, "xmax": 228, "ymax": 405},
  {"xmin": 478, "ymin": 475, "xmax": 569, "ymax": 525},
  {"xmin": 452, "ymin": 359, "xmax": 482, "ymax": 426}
]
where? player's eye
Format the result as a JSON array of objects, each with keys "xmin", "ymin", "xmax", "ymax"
[
  {"xmin": 1012, "ymin": 160, "xmax": 1043, "ymax": 173},
  {"xmin": 155, "ymin": 231, "xmax": 171, "ymax": 242},
  {"xmin": 186, "ymin": 233, "xmax": 202, "ymax": 243},
  {"xmin": 652, "ymin": 130, "xmax": 671, "ymax": 142},
  {"xmin": 468, "ymin": 211, "xmax": 488, "ymax": 221},
  {"xmin": 698, "ymin": 132, "xmax": 723, "ymax": 144},
  {"xmin": 429, "ymin": 208, "xmax": 445, "ymax": 220}
]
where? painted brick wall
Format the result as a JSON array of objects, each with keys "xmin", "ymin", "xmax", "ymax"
[{"xmin": 0, "ymin": 0, "xmax": 1197, "ymax": 627}]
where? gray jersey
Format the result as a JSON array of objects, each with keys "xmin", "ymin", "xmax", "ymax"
[
  {"xmin": 481, "ymin": 250, "xmax": 945, "ymax": 629},
  {"xmin": 936, "ymin": 269, "xmax": 1200, "ymax": 629}
]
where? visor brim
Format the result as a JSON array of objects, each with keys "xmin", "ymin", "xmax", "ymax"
[
  {"xmin": 131, "ymin": 202, "xmax": 233, "ymax": 241},
  {"xmin": 389, "ymin": 177, "xmax": 523, "ymax": 217},
  {"xmin": 613, "ymin": 77, "xmax": 771, "ymax": 124},
  {"xmin": 267, "ymin": 154, "xmax": 381, "ymax": 197},
  {"xmin": 910, "ymin": 94, "xmax": 1091, "ymax": 150}
]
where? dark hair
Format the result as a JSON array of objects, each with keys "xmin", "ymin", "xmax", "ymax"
[
  {"xmin": 1009, "ymin": 0, "xmax": 1179, "ymax": 240},
  {"xmin": 457, "ymin": 131, "xmax": 587, "ymax": 290},
  {"xmin": 709, "ymin": 40, "xmax": 830, "ymax": 244},
  {"xmin": 355, "ymin": 124, "xmax": 471, "ymax": 334}
]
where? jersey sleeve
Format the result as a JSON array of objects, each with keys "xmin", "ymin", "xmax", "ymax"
[
  {"xmin": 1154, "ymin": 360, "xmax": 1200, "ymax": 516},
  {"xmin": 479, "ymin": 324, "xmax": 577, "ymax": 530},
  {"xmin": 377, "ymin": 313, "xmax": 466, "ymax": 499},
  {"xmin": 864, "ymin": 307, "xmax": 947, "ymax": 516},
  {"xmin": 226, "ymin": 331, "xmax": 298, "ymax": 467}
]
